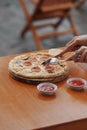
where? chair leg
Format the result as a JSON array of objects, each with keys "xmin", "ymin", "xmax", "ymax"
[
  {"xmin": 29, "ymin": 22, "xmax": 43, "ymax": 50},
  {"xmin": 20, "ymin": 23, "xmax": 29, "ymax": 37},
  {"xmin": 53, "ymin": 17, "xmax": 64, "ymax": 29},
  {"xmin": 67, "ymin": 13, "xmax": 79, "ymax": 36}
]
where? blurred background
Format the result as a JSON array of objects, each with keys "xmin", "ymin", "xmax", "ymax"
[{"xmin": 0, "ymin": 0, "xmax": 87, "ymax": 56}]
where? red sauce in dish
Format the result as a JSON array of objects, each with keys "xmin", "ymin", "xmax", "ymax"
[
  {"xmin": 40, "ymin": 85, "xmax": 54, "ymax": 92},
  {"xmin": 69, "ymin": 80, "xmax": 84, "ymax": 86}
]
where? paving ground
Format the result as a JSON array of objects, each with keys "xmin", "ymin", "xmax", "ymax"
[{"xmin": 0, "ymin": 0, "xmax": 87, "ymax": 56}]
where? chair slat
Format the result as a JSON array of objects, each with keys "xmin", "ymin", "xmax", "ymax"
[{"xmin": 41, "ymin": 3, "xmax": 74, "ymax": 12}]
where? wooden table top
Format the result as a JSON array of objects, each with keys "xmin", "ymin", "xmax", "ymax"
[{"xmin": 0, "ymin": 51, "xmax": 87, "ymax": 130}]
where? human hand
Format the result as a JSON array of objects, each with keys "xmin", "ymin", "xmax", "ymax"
[
  {"xmin": 59, "ymin": 35, "xmax": 87, "ymax": 56},
  {"xmin": 65, "ymin": 46, "xmax": 87, "ymax": 63}
]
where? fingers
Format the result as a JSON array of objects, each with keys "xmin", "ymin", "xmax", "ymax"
[
  {"xmin": 66, "ymin": 38, "xmax": 75, "ymax": 47},
  {"xmin": 76, "ymin": 46, "xmax": 87, "ymax": 55},
  {"xmin": 58, "ymin": 47, "xmax": 71, "ymax": 57},
  {"xmin": 58, "ymin": 37, "xmax": 79, "ymax": 57},
  {"xmin": 65, "ymin": 35, "xmax": 87, "ymax": 52},
  {"xmin": 58, "ymin": 35, "xmax": 87, "ymax": 58},
  {"xmin": 84, "ymin": 55, "xmax": 87, "ymax": 63},
  {"xmin": 58, "ymin": 41, "xmax": 77, "ymax": 57},
  {"xmin": 65, "ymin": 46, "xmax": 87, "ymax": 63},
  {"xmin": 65, "ymin": 52, "xmax": 78, "ymax": 62},
  {"xmin": 79, "ymin": 49, "xmax": 87, "ymax": 63},
  {"xmin": 75, "ymin": 46, "xmax": 87, "ymax": 62}
]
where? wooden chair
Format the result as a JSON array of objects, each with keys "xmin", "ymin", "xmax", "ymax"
[{"xmin": 19, "ymin": 0, "xmax": 79, "ymax": 50}]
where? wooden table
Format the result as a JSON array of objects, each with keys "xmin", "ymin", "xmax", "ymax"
[{"xmin": 0, "ymin": 52, "xmax": 87, "ymax": 130}]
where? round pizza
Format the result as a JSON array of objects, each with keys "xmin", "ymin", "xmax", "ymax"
[{"xmin": 8, "ymin": 49, "xmax": 69, "ymax": 84}]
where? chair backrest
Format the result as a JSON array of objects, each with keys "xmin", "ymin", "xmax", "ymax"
[
  {"xmin": 42, "ymin": 0, "xmax": 74, "ymax": 6},
  {"xmin": 32, "ymin": 0, "xmax": 75, "ymax": 5},
  {"xmin": 33, "ymin": 0, "xmax": 75, "ymax": 12}
]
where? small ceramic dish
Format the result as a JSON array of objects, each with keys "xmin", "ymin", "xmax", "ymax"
[
  {"xmin": 67, "ymin": 77, "xmax": 87, "ymax": 90},
  {"xmin": 37, "ymin": 82, "xmax": 57, "ymax": 96}
]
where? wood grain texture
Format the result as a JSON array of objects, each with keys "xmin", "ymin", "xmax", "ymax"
[{"xmin": 0, "ymin": 53, "xmax": 87, "ymax": 130}]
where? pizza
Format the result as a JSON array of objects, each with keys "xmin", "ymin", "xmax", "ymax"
[{"xmin": 8, "ymin": 49, "xmax": 69, "ymax": 84}]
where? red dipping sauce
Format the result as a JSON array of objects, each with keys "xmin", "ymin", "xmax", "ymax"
[
  {"xmin": 69, "ymin": 80, "xmax": 85, "ymax": 86},
  {"xmin": 37, "ymin": 82, "xmax": 57, "ymax": 95},
  {"xmin": 40, "ymin": 85, "xmax": 54, "ymax": 92}
]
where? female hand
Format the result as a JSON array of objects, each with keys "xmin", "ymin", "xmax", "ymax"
[
  {"xmin": 59, "ymin": 35, "xmax": 87, "ymax": 56},
  {"xmin": 65, "ymin": 46, "xmax": 87, "ymax": 63}
]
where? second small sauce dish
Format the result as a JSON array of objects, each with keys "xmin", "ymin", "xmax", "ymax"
[{"xmin": 67, "ymin": 77, "xmax": 87, "ymax": 90}]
